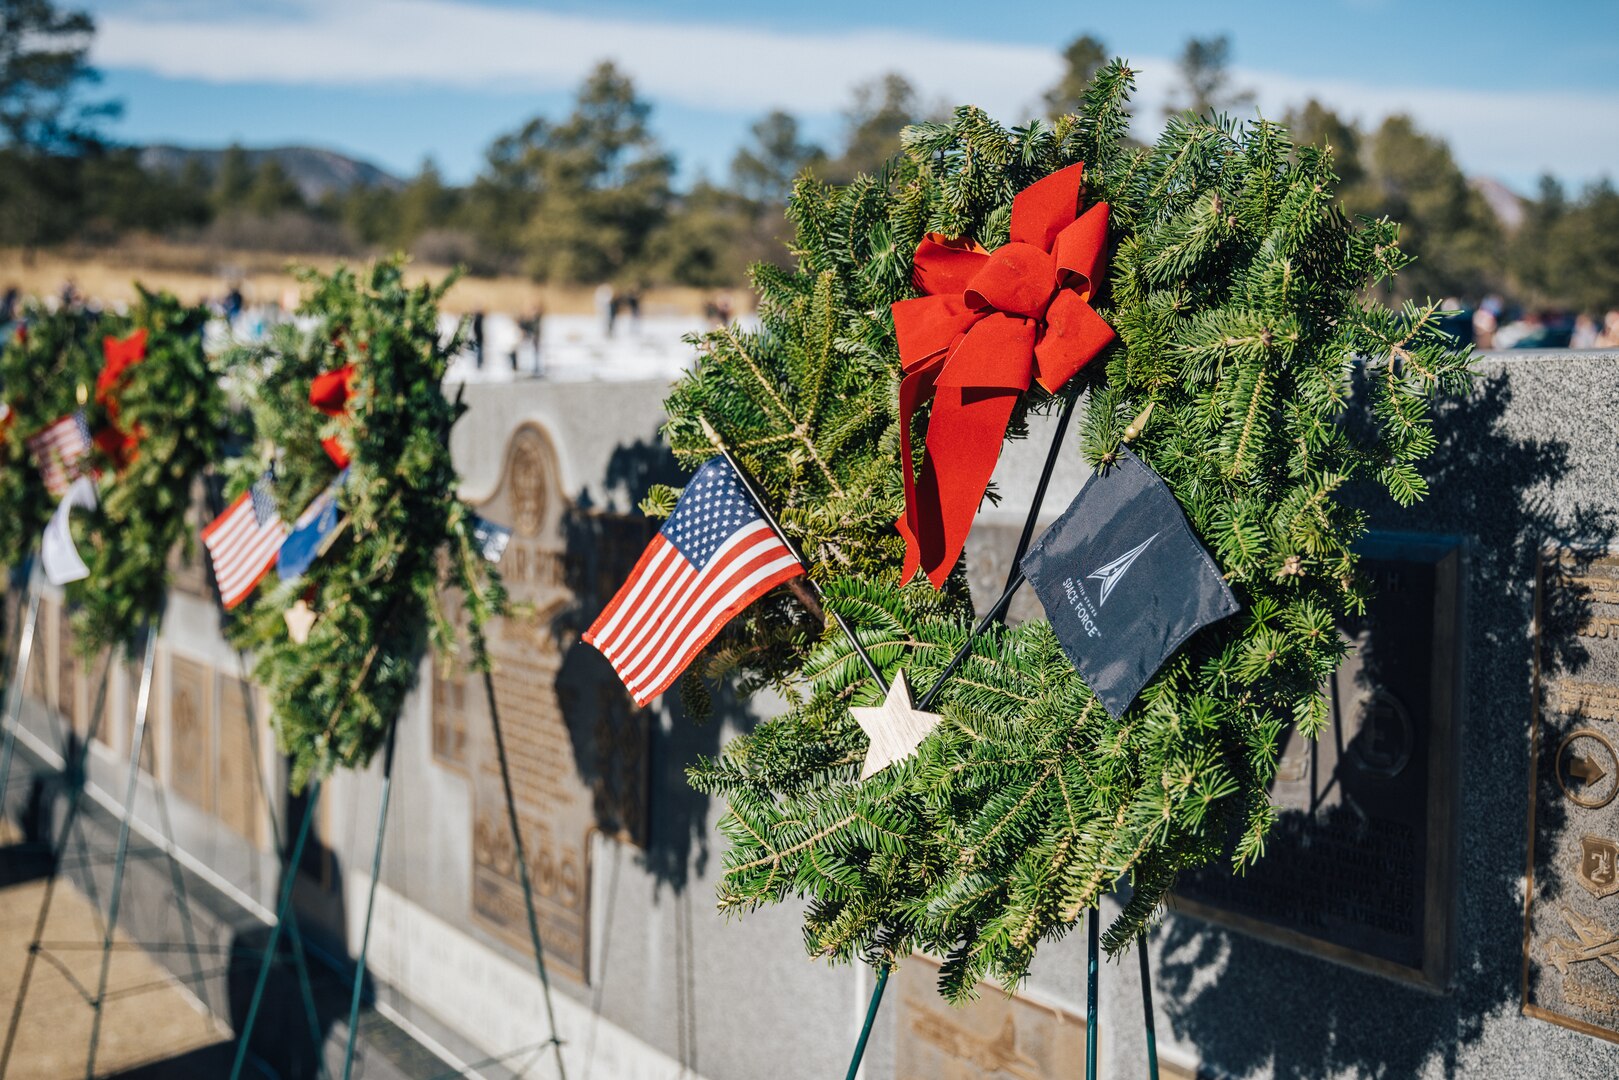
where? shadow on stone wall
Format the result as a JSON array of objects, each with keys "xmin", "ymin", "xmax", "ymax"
[
  {"xmin": 1155, "ymin": 371, "xmax": 1616, "ymax": 1077},
  {"xmin": 555, "ymin": 432, "xmax": 752, "ymax": 899}
]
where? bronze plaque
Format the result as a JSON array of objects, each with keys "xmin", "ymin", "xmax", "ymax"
[
  {"xmin": 1175, "ymin": 532, "xmax": 1463, "ymax": 989},
  {"xmin": 894, "ymin": 955, "xmax": 1087, "ymax": 1079},
  {"xmin": 216, "ymin": 673, "xmax": 264, "ymax": 847},
  {"xmin": 1524, "ymin": 549, "xmax": 1619, "ymax": 1043},
  {"xmin": 443, "ymin": 423, "xmax": 651, "ymax": 982},
  {"xmin": 167, "ymin": 656, "xmax": 214, "ymax": 811}
]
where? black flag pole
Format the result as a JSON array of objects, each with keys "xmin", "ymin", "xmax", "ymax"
[{"xmin": 698, "ymin": 417, "xmax": 889, "ymax": 695}]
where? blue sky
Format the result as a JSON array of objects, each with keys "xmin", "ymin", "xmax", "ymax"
[{"xmin": 84, "ymin": 1, "xmax": 1619, "ymax": 193}]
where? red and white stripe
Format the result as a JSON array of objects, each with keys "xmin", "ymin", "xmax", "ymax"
[
  {"xmin": 201, "ymin": 489, "xmax": 288, "ymax": 609},
  {"xmin": 26, "ymin": 414, "xmax": 91, "ymax": 497},
  {"xmin": 584, "ymin": 519, "xmax": 801, "ymax": 706}
]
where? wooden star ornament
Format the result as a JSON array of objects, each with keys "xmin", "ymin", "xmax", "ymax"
[
  {"xmin": 284, "ymin": 599, "xmax": 318, "ymax": 644},
  {"xmin": 851, "ymin": 670, "xmax": 943, "ymax": 780}
]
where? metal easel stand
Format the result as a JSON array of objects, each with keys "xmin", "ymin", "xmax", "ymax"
[
  {"xmin": 483, "ymin": 666, "xmax": 570, "ymax": 1080},
  {"xmin": 230, "ymin": 648, "xmax": 330, "ymax": 1079},
  {"xmin": 230, "ymin": 668, "xmax": 576, "ymax": 1080},
  {"xmin": 230, "ymin": 774, "xmax": 325, "ymax": 1080},
  {"xmin": 840, "ymin": 386, "xmax": 1081, "ymax": 1080},
  {"xmin": 337, "ymin": 718, "xmax": 399, "ymax": 1080},
  {"xmin": 0, "ymin": 608, "xmax": 215, "ymax": 1080},
  {"xmin": 0, "ymin": 556, "xmax": 45, "ymax": 824}
]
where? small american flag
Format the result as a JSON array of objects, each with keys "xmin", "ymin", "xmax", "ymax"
[
  {"xmin": 584, "ymin": 456, "xmax": 803, "ymax": 707},
  {"xmin": 26, "ymin": 411, "xmax": 93, "ymax": 497},
  {"xmin": 202, "ymin": 475, "xmax": 289, "ymax": 609}
]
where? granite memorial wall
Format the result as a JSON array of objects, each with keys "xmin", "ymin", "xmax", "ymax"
[{"xmin": 5, "ymin": 351, "xmax": 1619, "ymax": 1078}]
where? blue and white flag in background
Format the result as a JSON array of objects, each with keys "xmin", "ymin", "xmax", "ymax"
[
  {"xmin": 276, "ymin": 469, "xmax": 348, "ymax": 582},
  {"xmin": 471, "ymin": 514, "xmax": 512, "ymax": 564}
]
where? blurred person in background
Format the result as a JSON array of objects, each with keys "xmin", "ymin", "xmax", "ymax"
[
  {"xmin": 1571, "ymin": 313, "xmax": 1600, "ymax": 349},
  {"xmin": 595, "ymin": 283, "xmax": 616, "ymax": 337},
  {"xmin": 1597, "ymin": 311, "xmax": 1619, "ymax": 349},
  {"xmin": 1472, "ymin": 295, "xmax": 1501, "ymax": 349}
]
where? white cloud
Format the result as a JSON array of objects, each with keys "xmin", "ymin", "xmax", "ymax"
[{"xmin": 92, "ymin": 0, "xmax": 1618, "ymax": 185}]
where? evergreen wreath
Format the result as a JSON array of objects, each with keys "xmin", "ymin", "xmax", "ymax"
[
  {"xmin": 68, "ymin": 289, "xmax": 227, "ymax": 654},
  {"xmin": 225, "ymin": 258, "xmax": 506, "ymax": 789},
  {"xmin": 665, "ymin": 62, "xmax": 1472, "ymax": 998},
  {"xmin": 0, "ymin": 304, "xmax": 103, "ymax": 572}
]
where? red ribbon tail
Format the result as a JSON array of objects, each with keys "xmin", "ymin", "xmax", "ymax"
[{"xmin": 907, "ymin": 386, "xmax": 1021, "ymax": 588}]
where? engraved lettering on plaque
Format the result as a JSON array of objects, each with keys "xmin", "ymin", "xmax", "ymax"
[
  {"xmin": 443, "ymin": 423, "xmax": 650, "ymax": 982},
  {"xmin": 1176, "ymin": 533, "xmax": 1463, "ymax": 989},
  {"xmin": 217, "ymin": 674, "xmax": 263, "ymax": 847},
  {"xmin": 1525, "ymin": 549, "xmax": 1619, "ymax": 1043},
  {"xmin": 430, "ymin": 576, "xmax": 470, "ymax": 773},
  {"xmin": 168, "ymin": 656, "xmax": 214, "ymax": 810}
]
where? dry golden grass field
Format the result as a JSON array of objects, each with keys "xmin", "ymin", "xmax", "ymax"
[{"xmin": 0, "ymin": 242, "xmax": 734, "ymax": 316}]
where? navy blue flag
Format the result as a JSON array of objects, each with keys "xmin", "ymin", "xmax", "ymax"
[
  {"xmin": 277, "ymin": 468, "xmax": 348, "ymax": 582},
  {"xmin": 1020, "ymin": 446, "xmax": 1240, "ymax": 718}
]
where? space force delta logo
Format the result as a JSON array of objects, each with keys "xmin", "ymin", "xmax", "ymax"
[{"xmin": 1061, "ymin": 532, "xmax": 1159, "ymax": 639}]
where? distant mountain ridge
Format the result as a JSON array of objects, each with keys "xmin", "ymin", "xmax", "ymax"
[{"xmin": 137, "ymin": 144, "xmax": 404, "ymax": 202}]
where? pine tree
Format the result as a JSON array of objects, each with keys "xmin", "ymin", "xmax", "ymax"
[{"xmin": 668, "ymin": 62, "xmax": 1471, "ymax": 999}]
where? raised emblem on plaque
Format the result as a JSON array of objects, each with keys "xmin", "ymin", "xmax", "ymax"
[
  {"xmin": 1525, "ymin": 548, "xmax": 1619, "ymax": 1043},
  {"xmin": 1175, "ymin": 532, "xmax": 1464, "ymax": 989},
  {"xmin": 435, "ymin": 423, "xmax": 652, "ymax": 982}
]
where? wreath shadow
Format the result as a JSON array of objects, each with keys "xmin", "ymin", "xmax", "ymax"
[
  {"xmin": 1155, "ymin": 366, "xmax": 1617, "ymax": 1077},
  {"xmin": 553, "ymin": 431, "xmax": 752, "ymax": 898}
]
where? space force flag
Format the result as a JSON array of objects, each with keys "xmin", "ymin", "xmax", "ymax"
[
  {"xmin": 584, "ymin": 456, "xmax": 804, "ymax": 707},
  {"xmin": 1020, "ymin": 446, "xmax": 1240, "ymax": 719},
  {"xmin": 276, "ymin": 469, "xmax": 347, "ymax": 582}
]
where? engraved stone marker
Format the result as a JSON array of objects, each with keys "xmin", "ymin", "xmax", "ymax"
[
  {"xmin": 1175, "ymin": 532, "xmax": 1463, "ymax": 988},
  {"xmin": 168, "ymin": 656, "xmax": 214, "ymax": 811},
  {"xmin": 894, "ymin": 955, "xmax": 1087, "ymax": 1080},
  {"xmin": 1524, "ymin": 549, "xmax": 1619, "ymax": 1044},
  {"xmin": 436, "ymin": 423, "xmax": 651, "ymax": 981},
  {"xmin": 216, "ymin": 673, "xmax": 264, "ymax": 847}
]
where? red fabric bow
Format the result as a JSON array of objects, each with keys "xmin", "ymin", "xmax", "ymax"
[
  {"xmin": 310, "ymin": 363, "xmax": 355, "ymax": 468},
  {"xmin": 890, "ymin": 162, "xmax": 1115, "ymax": 587},
  {"xmin": 96, "ymin": 329, "xmax": 148, "ymax": 468}
]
